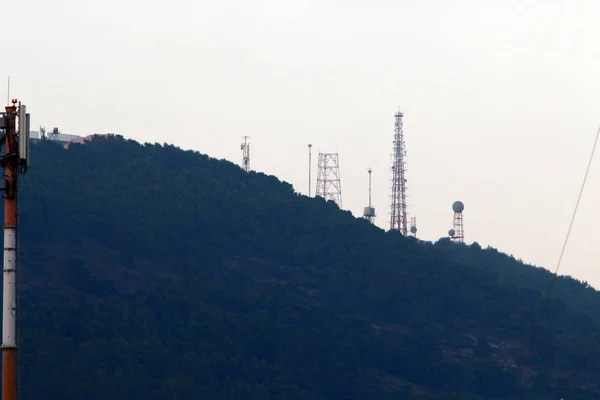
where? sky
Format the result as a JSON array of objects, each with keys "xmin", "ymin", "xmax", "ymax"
[{"xmin": 5, "ymin": 0, "xmax": 600, "ymax": 287}]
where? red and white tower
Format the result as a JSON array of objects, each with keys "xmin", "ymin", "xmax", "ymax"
[
  {"xmin": 0, "ymin": 99, "xmax": 30, "ymax": 400},
  {"xmin": 390, "ymin": 110, "xmax": 408, "ymax": 235}
]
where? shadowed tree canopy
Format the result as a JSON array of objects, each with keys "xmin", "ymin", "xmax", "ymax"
[{"xmin": 12, "ymin": 135, "xmax": 600, "ymax": 399}]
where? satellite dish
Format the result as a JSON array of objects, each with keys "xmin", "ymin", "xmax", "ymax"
[
  {"xmin": 452, "ymin": 201, "xmax": 464, "ymax": 213},
  {"xmin": 448, "ymin": 229, "xmax": 455, "ymax": 237}
]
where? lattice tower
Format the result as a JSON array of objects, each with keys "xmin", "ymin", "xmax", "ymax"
[
  {"xmin": 316, "ymin": 152, "xmax": 342, "ymax": 207},
  {"xmin": 409, "ymin": 216, "xmax": 417, "ymax": 238},
  {"xmin": 451, "ymin": 201, "xmax": 465, "ymax": 243},
  {"xmin": 390, "ymin": 110, "xmax": 408, "ymax": 235},
  {"xmin": 241, "ymin": 136, "xmax": 250, "ymax": 172}
]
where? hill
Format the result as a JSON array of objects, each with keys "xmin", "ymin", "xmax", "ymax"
[{"xmin": 12, "ymin": 135, "xmax": 600, "ymax": 399}]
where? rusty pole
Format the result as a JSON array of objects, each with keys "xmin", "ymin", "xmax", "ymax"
[{"xmin": 2, "ymin": 104, "xmax": 18, "ymax": 400}]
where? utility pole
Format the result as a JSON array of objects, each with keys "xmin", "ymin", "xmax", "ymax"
[{"xmin": 0, "ymin": 99, "xmax": 30, "ymax": 400}]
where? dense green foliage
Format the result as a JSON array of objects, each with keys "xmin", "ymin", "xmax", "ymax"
[{"xmin": 12, "ymin": 135, "xmax": 600, "ymax": 399}]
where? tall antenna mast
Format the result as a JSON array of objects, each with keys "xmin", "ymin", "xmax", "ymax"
[
  {"xmin": 6, "ymin": 78, "xmax": 9, "ymax": 107},
  {"xmin": 316, "ymin": 152, "xmax": 342, "ymax": 207},
  {"xmin": 449, "ymin": 201, "xmax": 465, "ymax": 243},
  {"xmin": 0, "ymin": 99, "xmax": 31, "ymax": 400},
  {"xmin": 308, "ymin": 144, "xmax": 312, "ymax": 196},
  {"xmin": 241, "ymin": 136, "xmax": 250, "ymax": 172},
  {"xmin": 368, "ymin": 168, "xmax": 372, "ymax": 208},
  {"xmin": 363, "ymin": 168, "xmax": 376, "ymax": 223},
  {"xmin": 390, "ymin": 109, "xmax": 408, "ymax": 235}
]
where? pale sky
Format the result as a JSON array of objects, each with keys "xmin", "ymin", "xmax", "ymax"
[{"xmin": 6, "ymin": 0, "xmax": 600, "ymax": 287}]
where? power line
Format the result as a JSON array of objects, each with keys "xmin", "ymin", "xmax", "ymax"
[
  {"xmin": 520, "ymin": 121, "xmax": 600, "ymax": 386},
  {"xmin": 551, "ymin": 339, "xmax": 600, "ymax": 399}
]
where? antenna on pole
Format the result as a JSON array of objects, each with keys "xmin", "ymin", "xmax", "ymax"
[
  {"xmin": 368, "ymin": 168, "xmax": 372, "ymax": 208},
  {"xmin": 308, "ymin": 144, "xmax": 312, "ymax": 196},
  {"xmin": 363, "ymin": 167, "xmax": 376, "ymax": 224},
  {"xmin": 6, "ymin": 77, "xmax": 9, "ymax": 107}
]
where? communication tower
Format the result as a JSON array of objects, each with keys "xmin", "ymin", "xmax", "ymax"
[
  {"xmin": 308, "ymin": 144, "xmax": 312, "ymax": 196},
  {"xmin": 316, "ymin": 152, "xmax": 342, "ymax": 207},
  {"xmin": 409, "ymin": 216, "xmax": 417, "ymax": 238},
  {"xmin": 390, "ymin": 109, "xmax": 408, "ymax": 235},
  {"xmin": 0, "ymin": 99, "xmax": 31, "ymax": 400},
  {"xmin": 241, "ymin": 136, "xmax": 250, "ymax": 172},
  {"xmin": 363, "ymin": 168, "xmax": 376, "ymax": 223},
  {"xmin": 450, "ymin": 201, "xmax": 465, "ymax": 243}
]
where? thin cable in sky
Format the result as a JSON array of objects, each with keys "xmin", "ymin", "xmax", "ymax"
[{"xmin": 520, "ymin": 120, "xmax": 600, "ymax": 383}]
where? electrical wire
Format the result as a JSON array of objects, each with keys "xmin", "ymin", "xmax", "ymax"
[
  {"xmin": 550, "ymin": 339, "xmax": 600, "ymax": 399},
  {"xmin": 519, "ymin": 121, "xmax": 600, "ymax": 387}
]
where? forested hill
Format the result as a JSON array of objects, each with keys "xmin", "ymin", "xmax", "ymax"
[{"xmin": 13, "ymin": 135, "xmax": 600, "ymax": 399}]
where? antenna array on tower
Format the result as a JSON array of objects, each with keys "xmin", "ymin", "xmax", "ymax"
[
  {"xmin": 316, "ymin": 152, "xmax": 342, "ymax": 207},
  {"xmin": 0, "ymin": 99, "xmax": 31, "ymax": 400},
  {"xmin": 390, "ymin": 110, "xmax": 409, "ymax": 235}
]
